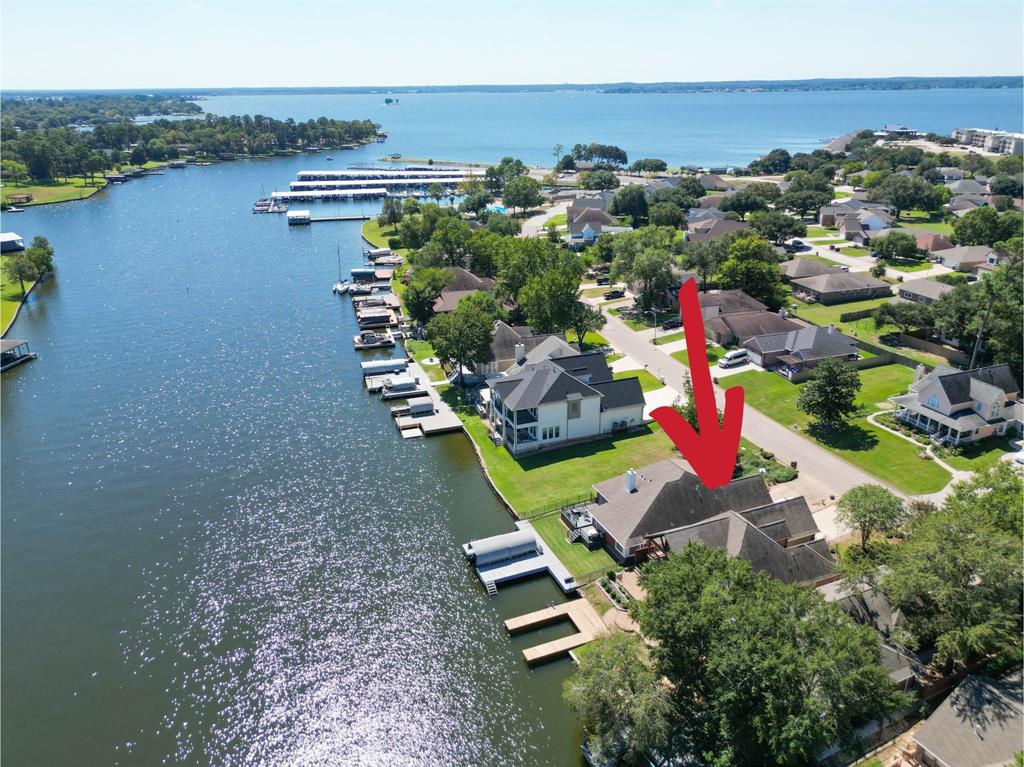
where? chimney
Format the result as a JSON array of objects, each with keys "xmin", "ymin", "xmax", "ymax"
[
  {"xmin": 625, "ymin": 468, "xmax": 637, "ymax": 493},
  {"xmin": 514, "ymin": 343, "xmax": 526, "ymax": 363},
  {"xmin": 914, "ymin": 363, "xmax": 926, "ymax": 382},
  {"xmin": 826, "ymin": 323, "xmax": 835, "ymax": 334}
]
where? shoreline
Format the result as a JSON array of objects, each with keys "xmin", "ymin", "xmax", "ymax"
[{"xmin": 1, "ymin": 276, "xmax": 40, "ymax": 337}]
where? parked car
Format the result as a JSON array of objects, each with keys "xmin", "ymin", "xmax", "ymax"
[
  {"xmin": 661, "ymin": 318, "xmax": 682, "ymax": 330},
  {"xmin": 718, "ymin": 349, "xmax": 748, "ymax": 368},
  {"xmin": 791, "ymin": 239, "xmax": 807, "ymax": 250},
  {"xmin": 603, "ymin": 289, "xmax": 625, "ymax": 300},
  {"xmin": 596, "ymin": 276, "xmax": 611, "ymax": 285}
]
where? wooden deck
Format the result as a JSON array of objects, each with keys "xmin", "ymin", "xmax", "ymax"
[{"xmin": 504, "ymin": 599, "xmax": 606, "ymax": 664}]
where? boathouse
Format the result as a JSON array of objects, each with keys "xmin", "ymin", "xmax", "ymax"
[
  {"xmin": 1, "ymin": 339, "xmax": 37, "ymax": 371},
  {"xmin": 1, "ymin": 232, "xmax": 25, "ymax": 253}
]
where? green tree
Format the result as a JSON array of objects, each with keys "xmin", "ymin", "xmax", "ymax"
[
  {"xmin": 718, "ymin": 188, "xmax": 767, "ymax": 219},
  {"xmin": 403, "ymin": 266, "xmax": 449, "ymax": 323},
  {"xmin": 873, "ymin": 301, "xmax": 934, "ymax": 334},
  {"xmin": 425, "ymin": 298, "xmax": 495, "ymax": 385},
  {"xmin": 579, "ymin": 169, "xmax": 620, "ymax": 190},
  {"xmin": 377, "ymin": 197, "xmax": 403, "ymax": 231},
  {"xmin": 717, "ymin": 233, "xmax": 784, "ymax": 308},
  {"xmin": 837, "ymin": 485, "xmax": 906, "ymax": 553},
  {"xmin": 647, "ymin": 202, "xmax": 686, "ymax": 228},
  {"xmin": 870, "ymin": 260, "xmax": 887, "ymax": 279},
  {"xmin": 563, "ymin": 630, "xmax": 674, "ymax": 767},
  {"xmin": 796, "ymin": 357, "xmax": 861, "ymax": 428},
  {"xmin": 1, "ymin": 159, "xmax": 29, "ymax": 186},
  {"xmin": 519, "ymin": 260, "xmax": 585, "ymax": 333},
  {"xmin": 873, "ymin": 230, "xmax": 918, "ymax": 262},
  {"xmin": 632, "ymin": 543, "xmax": 905, "ymax": 767},
  {"xmin": 871, "ymin": 175, "xmax": 939, "ymax": 219},
  {"xmin": 743, "ymin": 180, "xmax": 782, "ymax": 202},
  {"xmin": 427, "ymin": 182, "xmax": 445, "ymax": 205},
  {"xmin": 776, "ymin": 188, "xmax": 833, "ymax": 217},
  {"xmin": 501, "ymin": 175, "xmax": 543, "ymax": 215},
  {"xmin": 952, "ymin": 205, "xmax": 1001, "ymax": 246},
  {"xmin": 881, "ymin": 465, "xmax": 1023, "ymax": 664},
  {"xmin": 748, "ymin": 209, "xmax": 806, "ymax": 244},
  {"xmin": 3, "ymin": 254, "xmax": 39, "ymax": 298},
  {"xmin": 681, "ymin": 239, "xmax": 728, "ymax": 291},
  {"xmin": 672, "ymin": 372, "xmax": 698, "ymax": 429},
  {"xmin": 569, "ymin": 303, "xmax": 607, "ymax": 349},
  {"xmin": 610, "ymin": 184, "xmax": 648, "ymax": 227}
]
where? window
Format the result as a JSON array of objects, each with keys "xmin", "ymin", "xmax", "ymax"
[
  {"xmin": 568, "ymin": 400, "xmax": 581, "ymax": 419},
  {"xmin": 926, "ymin": 394, "xmax": 939, "ymax": 409},
  {"xmin": 991, "ymin": 402, "xmax": 1000, "ymax": 418},
  {"xmin": 541, "ymin": 426, "xmax": 561, "ymax": 440}
]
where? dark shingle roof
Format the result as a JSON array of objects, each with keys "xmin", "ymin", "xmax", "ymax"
[
  {"xmin": 550, "ymin": 351, "xmax": 614, "ymax": 384},
  {"xmin": 721, "ymin": 311, "xmax": 802, "ymax": 343},
  {"xmin": 744, "ymin": 326, "xmax": 859, "ymax": 361},
  {"xmin": 686, "ymin": 219, "xmax": 749, "ymax": 243},
  {"xmin": 445, "ymin": 266, "xmax": 495, "ymax": 292},
  {"xmin": 699, "ymin": 289, "xmax": 767, "ymax": 315},
  {"xmin": 485, "ymin": 321, "xmax": 569, "ymax": 364},
  {"xmin": 591, "ymin": 378, "xmax": 645, "ymax": 411},
  {"xmin": 925, "ymin": 364, "xmax": 1020, "ymax": 403},
  {"xmin": 790, "ymin": 272, "xmax": 890, "ymax": 294},
  {"xmin": 489, "ymin": 361, "xmax": 599, "ymax": 411},
  {"xmin": 779, "ymin": 258, "xmax": 836, "ymax": 280}
]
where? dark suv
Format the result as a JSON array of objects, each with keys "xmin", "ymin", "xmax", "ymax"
[{"xmin": 603, "ymin": 289, "xmax": 625, "ymax": 300}]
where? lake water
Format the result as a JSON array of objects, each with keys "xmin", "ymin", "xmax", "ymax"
[
  {"xmin": 198, "ymin": 88, "xmax": 1023, "ymax": 167},
  {"xmin": 2, "ymin": 87, "xmax": 1022, "ymax": 766}
]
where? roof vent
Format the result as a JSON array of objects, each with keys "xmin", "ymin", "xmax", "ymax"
[{"xmin": 625, "ymin": 468, "xmax": 637, "ymax": 494}]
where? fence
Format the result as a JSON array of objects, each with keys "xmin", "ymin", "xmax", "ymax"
[
  {"xmin": 838, "ymin": 307, "xmax": 878, "ymax": 322},
  {"xmin": 519, "ymin": 491, "xmax": 596, "ymax": 520},
  {"xmin": 897, "ymin": 333, "xmax": 971, "ymax": 366}
]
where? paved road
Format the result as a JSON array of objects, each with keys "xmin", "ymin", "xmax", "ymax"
[{"xmin": 598, "ymin": 307, "xmax": 906, "ymax": 511}]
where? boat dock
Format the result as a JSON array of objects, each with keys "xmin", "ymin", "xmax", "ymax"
[
  {"xmin": 309, "ymin": 214, "xmax": 371, "ymax": 223},
  {"xmin": 1, "ymin": 339, "xmax": 37, "ymax": 372},
  {"xmin": 391, "ymin": 360, "xmax": 463, "ymax": 437},
  {"xmin": 504, "ymin": 598, "xmax": 606, "ymax": 665},
  {"xmin": 463, "ymin": 520, "xmax": 578, "ymax": 595}
]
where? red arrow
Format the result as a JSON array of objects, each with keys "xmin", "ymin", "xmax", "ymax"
[{"xmin": 650, "ymin": 279, "xmax": 744, "ymax": 489}]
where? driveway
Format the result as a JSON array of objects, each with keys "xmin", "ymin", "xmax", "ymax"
[{"xmin": 519, "ymin": 201, "xmax": 568, "ymax": 238}]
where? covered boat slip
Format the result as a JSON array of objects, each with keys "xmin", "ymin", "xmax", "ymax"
[
  {"xmin": 462, "ymin": 520, "xmax": 578, "ymax": 594},
  {"xmin": 289, "ymin": 177, "xmax": 478, "ymax": 191},
  {"xmin": 296, "ymin": 167, "xmax": 484, "ymax": 181},
  {"xmin": 0, "ymin": 339, "xmax": 36, "ymax": 372}
]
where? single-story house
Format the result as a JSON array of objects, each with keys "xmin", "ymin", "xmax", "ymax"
[
  {"xmin": 699, "ymin": 173, "xmax": 730, "ymax": 191},
  {"xmin": 913, "ymin": 672, "xmax": 1023, "ymax": 767},
  {"xmin": 697, "ymin": 194, "xmax": 725, "ymax": 209},
  {"xmin": 890, "ymin": 363, "xmax": 1023, "ymax": 445},
  {"xmin": 685, "ymin": 218, "xmax": 749, "ymax": 244},
  {"xmin": 646, "ymin": 503, "xmax": 836, "ymax": 586},
  {"xmin": 790, "ymin": 272, "xmax": 891, "ymax": 305},
  {"xmin": 896, "ymin": 278, "xmax": 954, "ymax": 305},
  {"xmin": 487, "ymin": 352, "xmax": 644, "ymax": 455},
  {"xmin": 743, "ymin": 325, "xmax": 860, "ymax": 379},
  {"xmin": 937, "ymin": 245, "xmax": 996, "ymax": 272},
  {"xmin": 779, "ymin": 257, "xmax": 838, "ymax": 283},
  {"xmin": 473, "ymin": 321, "xmax": 576, "ymax": 378},
  {"xmin": 432, "ymin": 268, "xmax": 497, "ymax": 314},
  {"xmin": 946, "ymin": 178, "xmax": 988, "ymax": 196},
  {"xmin": 687, "ymin": 207, "xmax": 726, "ymax": 223},
  {"xmin": 698, "ymin": 289, "xmax": 767, "ymax": 322},
  {"xmin": 566, "ymin": 197, "xmax": 608, "ymax": 214},
  {"xmin": 705, "ymin": 310, "xmax": 802, "ymax": 347},
  {"xmin": 937, "ymin": 167, "xmax": 964, "ymax": 182},
  {"xmin": 914, "ymin": 232, "xmax": 954, "ymax": 253},
  {"xmin": 585, "ymin": 460, "xmax": 774, "ymax": 562}
]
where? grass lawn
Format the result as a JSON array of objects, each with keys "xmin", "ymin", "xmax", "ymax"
[
  {"xmin": 544, "ymin": 213, "xmax": 568, "ymax": 228},
  {"xmin": 833, "ymin": 190, "xmax": 853, "ymax": 199},
  {"xmin": 605, "ymin": 352, "xmax": 624, "ymax": 364},
  {"xmin": 838, "ymin": 247, "xmax": 871, "ymax": 258},
  {"xmin": 2, "ymin": 176, "xmax": 107, "ymax": 206},
  {"xmin": 802, "ymin": 252, "xmax": 847, "ymax": 268},
  {"xmin": 530, "ymin": 513, "xmax": 615, "ymax": 578},
  {"xmin": 360, "ymin": 219, "xmax": 411, "ymax": 256},
  {"xmin": 566, "ymin": 329, "xmax": 609, "ymax": 350},
  {"xmin": 653, "ymin": 330, "xmax": 685, "ymax": 346},
  {"xmin": 404, "ymin": 339, "xmax": 447, "ymax": 382},
  {"xmin": 457, "ymin": 411, "xmax": 677, "ymax": 514},
  {"xmin": 808, "ymin": 238, "xmax": 848, "ymax": 246},
  {"xmin": 672, "ymin": 345, "xmax": 725, "ymax": 367},
  {"xmin": 895, "ymin": 210, "xmax": 954, "ymax": 237},
  {"xmin": 790, "ymin": 296, "xmax": 890, "ymax": 327},
  {"xmin": 0, "ymin": 269, "xmax": 32, "ymax": 332},
  {"xmin": 614, "ymin": 368, "xmax": 664, "ymax": 392},
  {"xmin": 806, "ymin": 225, "xmax": 839, "ymax": 238},
  {"xmin": 883, "ymin": 258, "xmax": 932, "ymax": 273},
  {"xmin": 727, "ymin": 366, "xmax": 950, "ymax": 494},
  {"xmin": 940, "ymin": 438, "xmax": 1017, "ymax": 472},
  {"xmin": 581, "ymin": 285, "xmax": 624, "ymax": 298}
]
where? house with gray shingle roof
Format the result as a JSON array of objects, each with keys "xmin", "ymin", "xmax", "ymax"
[
  {"xmin": 473, "ymin": 321, "xmax": 577, "ymax": 378},
  {"xmin": 779, "ymin": 257, "xmax": 838, "ymax": 283},
  {"xmin": 790, "ymin": 271, "xmax": 891, "ymax": 305},
  {"xmin": 743, "ymin": 325, "xmax": 861, "ymax": 380},
  {"xmin": 937, "ymin": 245, "xmax": 996, "ymax": 272},
  {"xmin": 890, "ymin": 363, "xmax": 1022, "ymax": 445},
  {"xmin": 896, "ymin": 278, "xmax": 954, "ymax": 305},
  {"xmin": 946, "ymin": 178, "xmax": 988, "ymax": 196},
  {"xmin": 486, "ymin": 352, "xmax": 644, "ymax": 455}
]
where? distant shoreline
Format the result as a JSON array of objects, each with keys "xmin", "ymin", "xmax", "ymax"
[{"xmin": 7, "ymin": 76, "xmax": 1022, "ymax": 98}]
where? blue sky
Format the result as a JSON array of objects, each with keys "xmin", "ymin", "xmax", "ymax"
[{"xmin": 2, "ymin": 0, "xmax": 1022, "ymax": 90}]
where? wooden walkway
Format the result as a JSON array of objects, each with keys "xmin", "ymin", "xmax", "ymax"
[{"xmin": 504, "ymin": 599, "xmax": 606, "ymax": 664}]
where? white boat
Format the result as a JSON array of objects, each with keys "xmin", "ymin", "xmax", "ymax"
[
  {"xmin": 325, "ymin": 156, "xmax": 335, "ymax": 161},
  {"xmin": 6, "ymin": 206, "xmax": 24, "ymax": 212},
  {"xmin": 333, "ymin": 281, "xmax": 349, "ymax": 294}
]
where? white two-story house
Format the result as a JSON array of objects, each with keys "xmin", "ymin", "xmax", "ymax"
[
  {"xmin": 486, "ymin": 352, "xmax": 645, "ymax": 455},
  {"xmin": 890, "ymin": 364, "xmax": 1022, "ymax": 445}
]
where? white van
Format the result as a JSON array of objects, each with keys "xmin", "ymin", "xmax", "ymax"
[{"xmin": 719, "ymin": 349, "xmax": 748, "ymax": 368}]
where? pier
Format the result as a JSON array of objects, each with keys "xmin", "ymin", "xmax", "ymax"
[
  {"xmin": 504, "ymin": 599, "xmax": 606, "ymax": 665},
  {"xmin": 463, "ymin": 520, "xmax": 578, "ymax": 595},
  {"xmin": 309, "ymin": 214, "xmax": 370, "ymax": 222}
]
